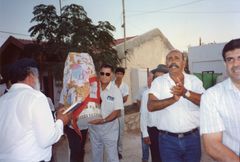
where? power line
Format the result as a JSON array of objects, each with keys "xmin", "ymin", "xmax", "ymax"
[
  {"xmin": 127, "ymin": 0, "xmax": 206, "ymax": 17},
  {"xmin": 0, "ymin": 30, "xmax": 30, "ymax": 37},
  {"xmin": 129, "ymin": 10, "xmax": 240, "ymax": 16}
]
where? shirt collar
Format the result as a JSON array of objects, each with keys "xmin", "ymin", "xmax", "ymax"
[
  {"xmin": 166, "ymin": 72, "xmax": 188, "ymax": 85},
  {"xmin": 225, "ymin": 78, "xmax": 240, "ymax": 92},
  {"xmin": 10, "ymin": 83, "xmax": 33, "ymax": 90},
  {"xmin": 101, "ymin": 81, "xmax": 112, "ymax": 91}
]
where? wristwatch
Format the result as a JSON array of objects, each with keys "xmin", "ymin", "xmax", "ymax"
[{"xmin": 184, "ymin": 90, "xmax": 191, "ymax": 98}]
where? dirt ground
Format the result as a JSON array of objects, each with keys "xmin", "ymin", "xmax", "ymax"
[{"xmin": 84, "ymin": 129, "xmax": 216, "ymax": 162}]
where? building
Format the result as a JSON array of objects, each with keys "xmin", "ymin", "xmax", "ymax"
[
  {"xmin": 114, "ymin": 28, "xmax": 174, "ymax": 105},
  {"xmin": 188, "ymin": 42, "xmax": 227, "ymax": 88},
  {"xmin": 0, "ymin": 36, "xmax": 63, "ymax": 104}
]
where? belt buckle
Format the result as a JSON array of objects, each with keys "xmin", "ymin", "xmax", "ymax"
[{"xmin": 178, "ymin": 133, "xmax": 184, "ymax": 138}]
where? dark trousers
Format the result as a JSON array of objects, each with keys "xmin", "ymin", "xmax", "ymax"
[
  {"xmin": 148, "ymin": 126, "xmax": 162, "ymax": 162},
  {"xmin": 65, "ymin": 126, "xmax": 88, "ymax": 162}
]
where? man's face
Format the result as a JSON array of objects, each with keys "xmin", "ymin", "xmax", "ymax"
[
  {"xmin": 99, "ymin": 67, "xmax": 112, "ymax": 85},
  {"xmin": 166, "ymin": 51, "xmax": 185, "ymax": 74},
  {"xmin": 115, "ymin": 72, "xmax": 124, "ymax": 80},
  {"xmin": 224, "ymin": 48, "xmax": 240, "ymax": 83}
]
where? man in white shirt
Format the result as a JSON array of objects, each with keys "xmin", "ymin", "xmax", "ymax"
[
  {"xmin": 140, "ymin": 64, "xmax": 169, "ymax": 162},
  {"xmin": 200, "ymin": 38, "xmax": 240, "ymax": 162},
  {"xmin": 89, "ymin": 64, "xmax": 124, "ymax": 162},
  {"xmin": 148, "ymin": 50, "xmax": 205, "ymax": 162},
  {"xmin": 114, "ymin": 67, "xmax": 129, "ymax": 159},
  {"xmin": 0, "ymin": 58, "xmax": 70, "ymax": 162}
]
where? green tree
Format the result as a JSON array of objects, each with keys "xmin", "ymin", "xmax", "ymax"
[{"xmin": 28, "ymin": 4, "xmax": 121, "ymax": 71}]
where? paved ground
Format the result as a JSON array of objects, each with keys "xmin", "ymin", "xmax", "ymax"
[{"xmin": 84, "ymin": 129, "xmax": 216, "ymax": 162}]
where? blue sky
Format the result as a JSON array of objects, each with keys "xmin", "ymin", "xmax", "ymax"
[{"xmin": 0, "ymin": 0, "xmax": 240, "ymax": 50}]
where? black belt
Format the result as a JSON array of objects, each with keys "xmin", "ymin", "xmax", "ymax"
[{"xmin": 159, "ymin": 128, "xmax": 198, "ymax": 138}]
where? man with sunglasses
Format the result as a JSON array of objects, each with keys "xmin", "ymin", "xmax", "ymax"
[
  {"xmin": 89, "ymin": 64, "xmax": 124, "ymax": 162},
  {"xmin": 200, "ymin": 39, "xmax": 240, "ymax": 162}
]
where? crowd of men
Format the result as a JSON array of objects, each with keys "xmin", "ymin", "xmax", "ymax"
[{"xmin": 0, "ymin": 38, "xmax": 239, "ymax": 162}]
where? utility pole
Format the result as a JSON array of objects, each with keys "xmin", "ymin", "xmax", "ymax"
[
  {"xmin": 59, "ymin": 0, "xmax": 62, "ymax": 15},
  {"xmin": 122, "ymin": 0, "xmax": 127, "ymax": 68}
]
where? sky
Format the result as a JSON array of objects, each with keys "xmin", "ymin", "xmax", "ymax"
[{"xmin": 0, "ymin": 0, "xmax": 240, "ymax": 51}]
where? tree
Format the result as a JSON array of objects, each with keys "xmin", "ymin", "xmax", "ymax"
[{"xmin": 28, "ymin": 4, "xmax": 121, "ymax": 71}]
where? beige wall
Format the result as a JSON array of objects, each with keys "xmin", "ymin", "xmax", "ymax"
[{"xmin": 120, "ymin": 36, "xmax": 172, "ymax": 105}]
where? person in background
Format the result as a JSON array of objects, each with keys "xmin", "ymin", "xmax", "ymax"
[
  {"xmin": 140, "ymin": 69, "xmax": 153, "ymax": 162},
  {"xmin": 200, "ymin": 38, "xmax": 240, "ymax": 162},
  {"xmin": 0, "ymin": 58, "xmax": 70, "ymax": 162},
  {"xmin": 148, "ymin": 50, "xmax": 205, "ymax": 162},
  {"xmin": 88, "ymin": 64, "xmax": 124, "ymax": 162},
  {"xmin": 145, "ymin": 64, "xmax": 169, "ymax": 162},
  {"xmin": 114, "ymin": 67, "xmax": 129, "ymax": 159},
  {"xmin": 59, "ymin": 94, "xmax": 88, "ymax": 162},
  {"xmin": 0, "ymin": 74, "xmax": 7, "ymax": 97}
]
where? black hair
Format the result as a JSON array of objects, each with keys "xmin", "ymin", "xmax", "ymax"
[
  {"xmin": 100, "ymin": 64, "xmax": 114, "ymax": 72},
  {"xmin": 9, "ymin": 58, "xmax": 38, "ymax": 84},
  {"xmin": 115, "ymin": 67, "xmax": 125, "ymax": 74},
  {"xmin": 222, "ymin": 38, "xmax": 240, "ymax": 61}
]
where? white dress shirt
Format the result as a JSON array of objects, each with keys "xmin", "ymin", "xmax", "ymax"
[
  {"xmin": 140, "ymin": 88, "xmax": 163, "ymax": 138},
  {"xmin": 200, "ymin": 78, "xmax": 240, "ymax": 156},
  {"xmin": 0, "ymin": 83, "xmax": 63, "ymax": 162},
  {"xmin": 149, "ymin": 73, "xmax": 205, "ymax": 133}
]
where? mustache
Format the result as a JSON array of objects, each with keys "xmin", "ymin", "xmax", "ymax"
[{"xmin": 169, "ymin": 63, "xmax": 179, "ymax": 69}]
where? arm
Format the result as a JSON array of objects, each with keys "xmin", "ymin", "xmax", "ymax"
[
  {"xmin": 32, "ymin": 96, "xmax": 67, "ymax": 148},
  {"xmin": 89, "ymin": 109, "xmax": 121, "ymax": 124},
  {"xmin": 140, "ymin": 91, "xmax": 149, "ymax": 138},
  {"xmin": 147, "ymin": 93, "xmax": 179, "ymax": 112},
  {"xmin": 203, "ymin": 132, "xmax": 240, "ymax": 162},
  {"xmin": 123, "ymin": 95, "xmax": 128, "ymax": 103},
  {"xmin": 171, "ymin": 81, "xmax": 202, "ymax": 106},
  {"xmin": 183, "ymin": 90, "xmax": 202, "ymax": 106}
]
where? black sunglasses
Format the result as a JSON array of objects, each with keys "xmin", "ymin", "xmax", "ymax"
[{"xmin": 100, "ymin": 72, "xmax": 111, "ymax": 76}]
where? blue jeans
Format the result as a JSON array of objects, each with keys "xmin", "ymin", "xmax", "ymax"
[
  {"xmin": 159, "ymin": 130, "xmax": 201, "ymax": 162},
  {"xmin": 141, "ymin": 133, "xmax": 150, "ymax": 161}
]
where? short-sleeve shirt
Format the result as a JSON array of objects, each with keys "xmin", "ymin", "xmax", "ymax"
[
  {"xmin": 200, "ymin": 78, "xmax": 240, "ymax": 156},
  {"xmin": 100, "ymin": 82, "xmax": 124, "ymax": 118},
  {"xmin": 115, "ymin": 81, "xmax": 129, "ymax": 98},
  {"xmin": 140, "ymin": 88, "xmax": 159, "ymax": 137},
  {"xmin": 149, "ymin": 73, "xmax": 205, "ymax": 133}
]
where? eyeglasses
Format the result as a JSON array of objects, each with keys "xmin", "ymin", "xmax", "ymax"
[{"xmin": 100, "ymin": 72, "xmax": 111, "ymax": 76}]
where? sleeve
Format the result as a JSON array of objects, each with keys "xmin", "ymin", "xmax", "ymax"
[
  {"xmin": 192, "ymin": 75, "xmax": 205, "ymax": 93},
  {"xmin": 114, "ymin": 88, "xmax": 124, "ymax": 110},
  {"xmin": 122, "ymin": 83, "xmax": 129, "ymax": 97},
  {"xmin": 200, "ymin": 90, "xmax": 225, "ymax": 135},
  {"xmin": 140, "ymin": 91, "xmax": 149, "ymax": 137},
  {"xmin": 149, "ymin": 78, "xmax": 161, "ymax": 99},
  {"xmin": 31, "ymin": 95, "xmax": 63, "ymax": 148}
]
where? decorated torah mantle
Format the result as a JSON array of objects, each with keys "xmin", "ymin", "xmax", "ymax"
[{"xmin": 61, "ymin": 52, "xmax": 101, "ymax": 135}]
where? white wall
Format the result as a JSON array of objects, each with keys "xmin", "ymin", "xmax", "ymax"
[
  {"xmin": 188, "ymin": 43, "xmax": 226, "ymax": 74},
  {"xmin": 121, "ymin": 36, "xmax": 172, "ymax": 105}
]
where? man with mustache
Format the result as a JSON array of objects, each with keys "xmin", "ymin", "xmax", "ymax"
[
  {"xmin": 0, "ymin": 58, "xmax": 71, "ymax": 162},
  {"xmin": 200, "ymin": 39, "xmax": 240, "ymax": 162},
  {"xmin": 148, "ymin": 50, "xmax": 205, "ymax": 162}
]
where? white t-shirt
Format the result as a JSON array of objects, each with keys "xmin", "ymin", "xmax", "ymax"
[
  {"xmin": 200, "ymin": 78, "xmax": 240, "ymax": 156},
  {"xmin": 0, "ymin": 83, "xmax": 63, "ymax": 162},
  {"xmin": 149, "ymin": 73, "xmax": 205, "ymax": 133}
]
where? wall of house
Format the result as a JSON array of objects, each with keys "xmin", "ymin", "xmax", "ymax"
[
  {"xmin": 188, "ymin": 43, "xmax": 226, "ymax": 74},
  {"xmin": 121, "ymin": 36, "xmax": 172, "ymax": 105}
]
